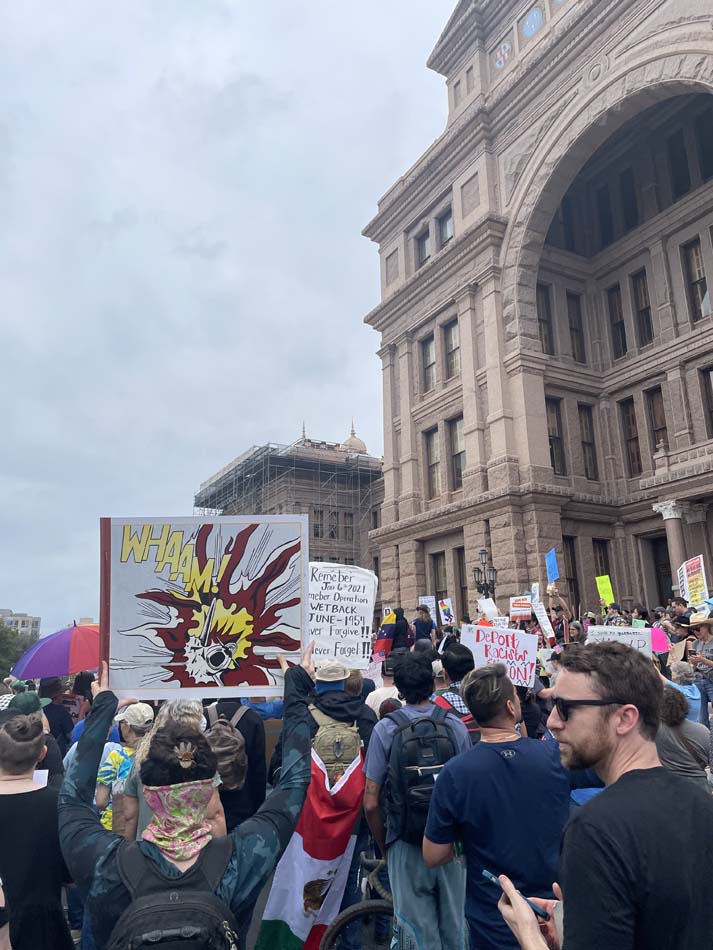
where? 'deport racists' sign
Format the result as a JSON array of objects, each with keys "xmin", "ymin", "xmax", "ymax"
[{"xmin": 460, "ymin": 625, "xmax": 538, "ymax": 688}]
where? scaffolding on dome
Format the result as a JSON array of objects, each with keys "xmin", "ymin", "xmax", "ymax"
[{"xmin": 193, "ymin": 438, "xmax": 383, "ymax": 567}]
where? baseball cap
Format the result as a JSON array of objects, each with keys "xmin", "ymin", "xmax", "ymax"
[
  {"xmin": 585, "ymin": 611, "xmax": 597, "ymax": 620},
  {"xmin": 553, "ymin": 605, "xmax": 564, "ymax": 613},
  {"xmin": 315, "ymin": 660, "xmax": 349, "ymax": 683},
  {"xmin": 114, "ymin": 702, "xmax": 154, "ymax": 728},
  {"xmin": 8, "ymin": 692, "xmax": 51, "ymax": 715}
]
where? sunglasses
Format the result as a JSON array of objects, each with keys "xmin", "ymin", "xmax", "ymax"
[{"xmin": 553, "ymin": 697, "xmax": 627, "ymax": 721}]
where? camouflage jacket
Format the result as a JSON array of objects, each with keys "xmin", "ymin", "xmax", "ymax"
[{"xmin": 58, "ymin": 666, "xmax": 313, "ymax": 948}]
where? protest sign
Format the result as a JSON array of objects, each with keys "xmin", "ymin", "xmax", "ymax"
[
  {"xmin": 477, "ymin": 597, "xmax": 498, "ymax": 621},
  {"xmin": 510, "ymin": 596, "xmax": 533, "ymax": 621},
  {"xmin": 631, "ymin": 618, "xmax": 646, "ymax": 628},
  {"xmin": 545, "ymin": 549, "xmax": 560, "ymax": 584},
  {"xmin": 460, "ymin": 625, "xmax": 538, "ymax": 687},
  {"xmin": 101, "ymin": 515, "xmax": 309, "ymax": 698},
  {"xmin": 309, "ymin": 563, "xmax": 378, "ymax": 669},
  {"xmin": 418, "ymin": 595, "xmax": 437, "ymax": 619},
  {"xmin": 678, "ymin": 564, "xmax": 687, "ymax": 601},
  {"xmin": 682, "ymin": 555, "xmax": 708, "ymax": 607},
  {"xmin": 595, "ymin": 575, "xmax": 615, "ymax": 605},
  {"xmin": 533, "ymin": 600, "xmax": 555, "ymax": 642},
  {"xmin": 531, "ymin": 583, "xmax": 540, "ymax": 604},
  {"xmin": 438, "ymin": 598, "xmax": 455, "ymax": 625},
  {"xmin": 382, "ymin": 605, "xmax": 392, "ymax": 618},
  {"xmin": 669, "ymin": 639, "xmax": 688, "ymax": 664},
  {"xmin": 538, "ymin": 649, "xmax": 554, "ymax": 675},
  {"xmin": 586, "ymin": 625, "xmax": 652, "ymax": 657},
  {"xmin": 492, "ymin": 616, "xmax": 510, "ymax": 628},
  {"xmin": 61, "ymin": 693, "xmax": 84, "ymax": 724}
]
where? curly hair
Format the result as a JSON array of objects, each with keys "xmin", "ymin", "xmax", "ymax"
[
  {"xmin": 660, "ymin": 685, "xmax": 689, "ymax": 728},
  {"xmin": 139, "ymin": 720, "xmax": 217, "ymax": 787},
  {"xmin": 0, "ymin": 714, "xmax": 45, "ymax": 775}
]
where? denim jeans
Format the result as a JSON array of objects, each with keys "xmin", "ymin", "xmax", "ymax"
[
  {"xmin": 695, "ymin": 676, "xmax": 713, "ymax": 728},
  {"xmin": 387, "ymin": 839, "xmax": 466, "ymax": 950}
]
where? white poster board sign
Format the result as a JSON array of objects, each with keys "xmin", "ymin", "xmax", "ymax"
[
  {"xmin": 586, "ymin": 625, "xmax": 652, "ymax": 657},
  {"xmin": 492, "ymin": 616, "xmax": 510, "ymax": 629},
  {"xmin": 309, "ymin": 563, "xmax": 378, "ymax": 669},
  {"xmin": 438, "ymin": 598, "xmax": 455, "ymax": 625},
  {"xmin": 418, "ymin": 595, "xmax": 437, "ymax": 620},
  {"xmin": 460, "ymin": 624, "xmax": 538, "ymax": 687},
  {"xmin": 477, "ymin": 597, "xmax": 498, "ymax": 621},
  {"xmin": 533, "ymin": 600, "xmax": 555, "ymax": 642},
  {"xmin": 102, "ymin": 515, "xmax": 309, "ymax": 698},
  {"xmin": 510, "ymin": 596, "xmax": 533, "ymax": 621}
]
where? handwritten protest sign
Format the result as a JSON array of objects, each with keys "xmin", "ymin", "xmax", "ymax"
[
  {"xmin": 460, "ymin": 625, "xmax": 538, "ymax": 687},
  {"xmin": 309, "ymin": 563, "xmax": 378, "ymax": 669},
  {"xmin": 510, "ymin": 596, "xmax": 532, "ymax": 621},
  {"xmin": 438, "ymin": 598, "xmax": 455, "ymax": 625},
  {"xmin": 586, "ymin": 625, "xmax": 652, "ymax": 657},
  {"xmin": 682, "ymin": 556, "xmax": 708, "ymax": 607},
  {"xmin": 595, "ymin": 575, "xmax": 615, "ymax": 605},
  {"xmin": 678, "ymin": 564, "xmax": 687, "ymax": 601},
  {"xmin": 477, "ymin": 597, "xmax": 498, "ymax": 621},
  {"xmin": 533, "ymin": 600, "xmax": 555, "ymax": 643},
  {"xmin": 419, "ymin": 595, "xmax": 437, "ymax": 619},
  {"xmin": 492, "ymin": 616, "xmax": 510, "ymax": 628},
  {"xmin": 545, "ymin": 549, "xmax": 559, "ymax": 583}
]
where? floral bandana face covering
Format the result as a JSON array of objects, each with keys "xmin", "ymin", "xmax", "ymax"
[{"xmin": 142, "ymin": 778, "xmax": 214, "ymax": 861}]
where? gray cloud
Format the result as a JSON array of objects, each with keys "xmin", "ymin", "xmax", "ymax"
[{"xmin": 0, "ymin": 0, "xmax": 454, "ymax": 634}]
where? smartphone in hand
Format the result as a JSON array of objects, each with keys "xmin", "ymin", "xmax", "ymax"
[{"xmin": 482, "ymin": 869, "xmax": 551, "ymax": 921}]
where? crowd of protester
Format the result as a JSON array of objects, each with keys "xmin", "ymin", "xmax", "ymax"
[{"xmin": 1, "ymin": 591, "xmax": 713, "ymax": 949}]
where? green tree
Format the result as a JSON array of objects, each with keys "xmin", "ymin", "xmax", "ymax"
[{"xmin": 0, "ymin": 623, "xmax": 34, "ymax": 681}]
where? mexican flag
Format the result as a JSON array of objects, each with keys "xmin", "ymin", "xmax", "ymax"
[{"xmin": 255, "ymin": 749, "xmax": 366, "ymax": 950}]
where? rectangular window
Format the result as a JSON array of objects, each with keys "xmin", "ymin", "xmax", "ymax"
[
  {"xmin": 432, "ymin": 552, "xmax": 447, "ymax": 604},
  {"xmin": 456, "ymin": 546, "xmax": 468, "ymax": 619},
  {"xmin": 425, "ymin": 428, "xmax": 441, "ymax": 498},
  {"xmin": 536, "ymin": 283, "xmax": 555, "ymax": 355},
  {"xmin": 546, "ymin": 397, "xmax": 566, "ymax": 475},
  {"xmin": 373, "ymin": 556, "xmax": 380, "ymax": 579},
  {"xmin": 701, "ymin": 367, "xmax": 713, "ymax": 439},
  {"xmin": 343, "ymin": 511, "xmax": 354, "ymax": 542},
  {"xmin": 683, "ymin": 238, "xmax": 710, "ymax": 323},
  {"xmin": 593, "ymin": 539, "xmax": 611, "ymax": 579},
  {"xmin": 631, "ymin": 270, "xmax": 653, "ymax": 346},
  {"xmin": 695, "ymin": 108, "xmax": 713, "ymax": 181},
  {"xmin": 444, "ymin": 320, "xmax": 460, "ymax": 379},
  {"xmin": 646, "ymin": 387, "xmax": 669, "ymax": 452},
  {"xmin": 328, "ymin": 511, "xmax": 339, "ymax": 540},
  {"xmin": 449, "ymin": 416, "xmax": 465, "ymax": 491},
  {"xmin": 313, "ymin": 509, "xmax": 324, "ymax": 539},
  {"xmin": 578, "ymin": 404, "xmax": 599, "ymax": 480},
  {"xmin": 567, "ymin": 292, "xmax": 586, "ymax": 363},
  {"xmin": 422, "ymin": 336, "xmax": 436, "ymax": 392},
  {"xmin": 596, "ymin": 183, "xmax": 614, "ymax": 248},
  {"xmin": 416, "ymin": 230, "xmax": 431, "ymax": 267},
  {"xmin": 438, "ymin": 208, "xmax": 454, "ymax": 247},
  {"xmin": 370, "ymin": 508, "xmax": 380, "ymax": 530},
  {"xmin": 619, "ymin": 167, "xmax": 639, "ymax": 232},
  {"xmin": 668, "ymin": 130, "xmax": 691, "ymax": 200},
  {"xmin": 619, "ymin": 397, "xmax": 642, "ymax": 477},
  {"xmin": 466, "ymin": 66, "xmax": 475, "ymax": 94},
  {"xmin": 562, "ymin": 536, "xmax": 580, "ymax": 612},
  {"xmin": 607, "ymin": 284, "xmax": 627, "ymax": 359}
]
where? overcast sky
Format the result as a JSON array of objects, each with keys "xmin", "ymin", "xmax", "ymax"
[{"xmin": 1, "ymin": 1, "xmax": 455, "ymax": 634}]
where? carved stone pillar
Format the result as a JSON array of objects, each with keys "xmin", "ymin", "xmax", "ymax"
[{"xmin": 652, "ymin": 500, "xmax": 688, "ymax": 592}]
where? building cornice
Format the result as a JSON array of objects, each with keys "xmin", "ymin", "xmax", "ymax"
[
  {"xmin": 364, "ymin": 214, "xmax": 506, "ymax": 334},
  {"xmin": 427, "ymin": 1, "xmax": 484, "ymax": 78}
]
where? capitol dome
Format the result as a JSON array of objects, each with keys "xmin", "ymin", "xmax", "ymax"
[{"xmin": 341, "ymin": 422, "xmax": 367, "ymax": 454}]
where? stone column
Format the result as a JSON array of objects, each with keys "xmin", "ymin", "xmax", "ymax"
[
  {"xmin": 398, "ymin": 539, "xmax": 425, "ymax": 611},
  {"xmin": 480, "ymin": 275, "xmax": 516, "ymax": 490},
  {"xmin": 455, "ymin": 287, "xmax": 487, "ymax": 495},
  {"xmin": 652, "ymin": 501, "xmax": 688, "ymax": 591},
  {"xmin": 666, "ymin": 367, "xmax": 693, "ymax": 451},
  {"xmin": 396, "ymin": 333, "xmax": 421, "ymax": 519},
  {"xmin": 379, "ymin": 344, "xmax": 399, "ymax": 526},
  {"xmin": 685, "ymin": 506, "xmax": 712, "ymax": 577},
  {"xmin": 378, "ymin": 544, "xmax": 400, "ymax": 610}
]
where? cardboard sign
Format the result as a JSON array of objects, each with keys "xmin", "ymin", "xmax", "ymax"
[
  {"xmin": 595, "ymin": 575, "xmax": 615, "ymax": 605},
  {"xmin": 668, "ymin": 639, "xmax": 688, "ymax": 664},
  {"xmin": 101, "ymin": 515, "xmax": 309, "ymax": 698},
  {"xmin": 545, "ymin": 549, "xmax": 560, "ymax": 584},
  {"xmin": 510, "ymin": 596, "xmax": 533, "ymax": 621},
  {"xmin": 586, "ymin": 625, "xmax": 652, "ymax": 657},
  {"xmin": 533, "ymin": 600, "xmax": 555, "ymax": 642},
  {"xmin": 310, "ymin": 563, "xmax": 378, "ymax": 669},
  {"xmin": 682, "ymin": 556, "xmax": 709, "ymax": 607},
  {"xmin": 418, "ymin": 595, "xmax": 437, "ymax": 620},
  {"xmin": 438, "ymin": 598, "xmax": 455, "ymax": 626},
  {"xmin": 460, "ymin": 624, "xmax": 538, "ymax": 687},
  {"xmin": 477, "ymin": 597, "xmax": 498, "ymax": 621}
]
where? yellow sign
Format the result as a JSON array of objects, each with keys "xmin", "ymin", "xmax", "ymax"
[{"xmin": 595, "ymin": 575, "xmax": 615, "ymax": 605}]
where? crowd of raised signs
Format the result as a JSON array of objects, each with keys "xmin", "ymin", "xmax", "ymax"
[{"xmin": 1, "ymin": 588, "xmax": 713, "ymax": 950}]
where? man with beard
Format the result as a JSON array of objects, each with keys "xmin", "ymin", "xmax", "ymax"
[{"xmin": 497, "ymin": 641, "xmax": 713, "ymax": 950}]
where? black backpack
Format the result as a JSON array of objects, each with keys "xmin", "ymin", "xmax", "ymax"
[
  {"xmin": 106, "ymin": 837, "xmax": 240, "ymax": 950},
  {"xmin": 384, "ymin": 706, "xmax": 459, "ymax": 845}
]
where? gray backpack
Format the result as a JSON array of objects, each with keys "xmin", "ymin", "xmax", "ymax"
[
  {"xmin": 205, "ymin": 704, "xmax": 248, "ymax": 791},
  {"xmin": 309, "ymin": 706, "xmax": 361, "ymax": 784}
]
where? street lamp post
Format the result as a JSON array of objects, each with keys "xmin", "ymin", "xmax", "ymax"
[{"xmin": 472, "ymin": 548, "xmax": 498, "ymax": 601}]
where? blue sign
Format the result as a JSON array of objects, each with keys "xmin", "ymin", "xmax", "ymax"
[{"xmin": 545, "ymin": 548, "xmax": 560, "ymax": 584}]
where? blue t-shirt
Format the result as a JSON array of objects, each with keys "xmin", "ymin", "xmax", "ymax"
[
  {"xmin": 425, "ymin": 738, "xmax": 570, "ymax": 950},
  {"xmin": 412, "ymin": 617, "xmax": 435, "ymax": 641},
  {"xmin": 71, "ymin": 718, "xmax": 120, "ymax": 745},
  {"xmin": 668, "ymin": 680, "xmax": 701, "ymax": 723}
]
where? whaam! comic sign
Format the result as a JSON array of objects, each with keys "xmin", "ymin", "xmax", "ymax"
[{"xmin": 101, "ymin": 516, "xmax": 309, "ymax": 697}]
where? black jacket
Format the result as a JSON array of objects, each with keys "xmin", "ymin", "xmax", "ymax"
[
  {"xmin": 213, "ymin": 700, "xmax": 267, "ymax": 832},
  {"xmin": 269, "ymin": 689, "xmax": 376, "ymax": 783}
]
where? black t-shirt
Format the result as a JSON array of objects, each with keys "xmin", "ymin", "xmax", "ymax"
[
  {"xmin": 0, "ymin": 785, "xmax": 73, "ymax": 950},
  {"xmin": 44, "ymin": 703, "xmax": 74, "ymax": 757},
  {"xmin": 561, "ymin": 767, "xmax": 713, "ymax": 950}
]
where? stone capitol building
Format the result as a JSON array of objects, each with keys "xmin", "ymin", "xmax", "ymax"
[{"xmin": 364, "ymin": 0, "xmax": 713, "ymax": 620}]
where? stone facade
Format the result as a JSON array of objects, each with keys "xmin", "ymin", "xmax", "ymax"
[{"xmin": 363, "ymin": 0, "xmax": 713, "ymax": 619}]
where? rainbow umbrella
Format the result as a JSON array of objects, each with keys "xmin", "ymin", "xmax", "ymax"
[{"xmin": 11, "ymin": 624, "xmax": 100, "ymax": 679}]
